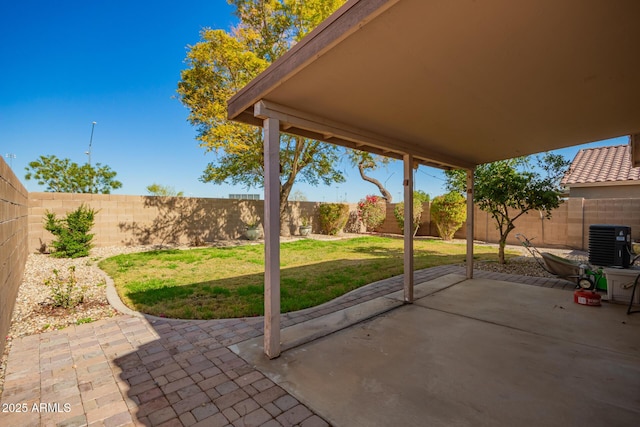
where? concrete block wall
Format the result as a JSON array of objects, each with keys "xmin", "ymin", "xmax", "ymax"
[
  {"xmin": 0, "ymin": 158, "xmax": 28, "ymax": 356},
  {"xmin": 582, "ymin": 198, "xmax": 640, "ymax": 249},
  {"xmin": 464, "ymin": 203, "xmax": 570, "ymax": 248},
  {"xmin": 28, "ymin": 194, "xmax": 358, "ymax": 251},
  {"xmin": 30, "ymin": 193, "xmax": 261, "ymax": 250},
  {"xmin": 377, "ymin": 203, "xmax": 432, "ymax": 235},
  {"xmin": 26, "ymin": 193, "xmax": 640, "ymax": 253}
]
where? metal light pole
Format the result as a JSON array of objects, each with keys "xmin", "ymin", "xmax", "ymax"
[{"xmin": 85, "ymin": 121, "xmax": 96, "ymax": 166}]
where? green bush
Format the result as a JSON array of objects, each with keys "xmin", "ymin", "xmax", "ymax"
[
  {"xmin": 44, "ymin": 204, "xmax": 97, "ymax": 258},
  {"xmin": 393, "ymin": 200, "xmax": 424, "ymax": 236},
  {"xmin": 318, "ymin": 203, "xmax": 350, "ymax": 235},
  {"xmin": 357, "ymin": 195, "xmax": 386, "ymax": 232},
  {"xmin": 44, "ymin": 266, "xmax": 86, "ymax": 308},
  {"xmin": 430, "ymin": 192, "xmax": 466, "ymax": 240}
]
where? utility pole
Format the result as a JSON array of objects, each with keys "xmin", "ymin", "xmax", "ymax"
[
  {"xmin": 85, "ymin": 121, "xmax": 96, "ymax": 166},
  {"xmin": 85, "ymin": 121, "xmax": 96, "ymax": 192}
]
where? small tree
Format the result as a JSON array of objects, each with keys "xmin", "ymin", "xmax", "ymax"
[
  {"xmin": 147, "ymin": 183, "xmax": 184, "ymax": 197},
  {"xmin": 430, "ymin": 192, "xmax": 466, "ymax": 241},
  {"xmin": 289, "ymin": 190, "xmax": 308, "ymax": 201},
  {"xmin": 44, "ymin": 266, "xmax": 86, "ymax": 308},
  {"xmin": 25, "ymin": 155, "xmax": 122, "ymax": 194},
  {"xmin": 318, "ymin": 203, "xmax": 349, "ymax": 235},
  {"xmin": 357, "ymin": 195, "xmax": 386, "ymax": 232},
  {"xmin": 445, "ymin": 153, "xmax": 569, "ymax": 263},
  {"xmin": 44, "ymin": 204, "xmax": 97, "ymax": 258},
  {"xmin": 414, "ymin": 190, "xmax": 430, "ymax": 204}
]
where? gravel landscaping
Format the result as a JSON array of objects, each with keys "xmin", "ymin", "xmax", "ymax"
[{"xmin": 0, "ymin": 237, "xmax": 586, "ymax": 396}]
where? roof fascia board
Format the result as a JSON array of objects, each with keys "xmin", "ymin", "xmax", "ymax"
[
  {"xmin": 228, "ymin": 0, "xmax": 399, "ymax": 121},
  {"xmin": 254, "ymin": 100, "xmax": 475, "ymax": 170}
]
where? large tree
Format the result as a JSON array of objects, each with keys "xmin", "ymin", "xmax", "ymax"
[
  {"xmin": 349, "ymin": 151, "xmax": 393, "ymax": 202},
  {"xmin": 25, "ymin": 154, "xmax": 122, "ymax": 194},
  {"xmin": 445, "ymin": 153, "xmax": 569, "ymax": 264},
  {"xmin": 177, "ymin": 0, "xmax": 346, "ymax": 233}
]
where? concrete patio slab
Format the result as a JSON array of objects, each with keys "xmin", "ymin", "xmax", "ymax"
[
  {"xmin": 235, "ymin": 276, "xmax": 640, "ymax": 427},
  {"xmin": 1, "ymin": 267, "xmax": 636, "ymax": 426},
  {"xmin": 233, "ymin": 274, "xmax": 468, "ymax": 356}
]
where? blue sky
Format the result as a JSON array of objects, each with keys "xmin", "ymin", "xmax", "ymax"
[{"xmin": 0, "ymin": 1, "xmax": 628, "ymax": 203}]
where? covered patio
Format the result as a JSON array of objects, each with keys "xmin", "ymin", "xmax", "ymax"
[
  {"xmin": 227, "ymin": 0, "xmax": 640, "ymax": 358},
  {"xmin": 233, "ymin": 274, "xmax": 640, "ymax": 426}
]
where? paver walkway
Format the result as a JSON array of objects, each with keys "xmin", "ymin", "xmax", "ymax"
[{"xmin": 0, "ymin": 266, "xmax": 576, "ymax": 427}]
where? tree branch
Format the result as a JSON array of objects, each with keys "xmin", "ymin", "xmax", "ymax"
[{"xmin": 357, "ymin": 162, "xmax": 393, "ymax": 202}]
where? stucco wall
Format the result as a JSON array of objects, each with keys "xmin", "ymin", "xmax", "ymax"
[
  {"xmin": 0, "ymin": 158, "xmax": 28, "ymax": 356},
  {"xmin": 569, "ymin": 184, "xmax": 640, "ymax": 199}
]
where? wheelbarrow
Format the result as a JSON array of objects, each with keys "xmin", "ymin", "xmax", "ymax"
[{"xmin": 515, "ymin": 234, "xmax": 606, "ymax": 291}]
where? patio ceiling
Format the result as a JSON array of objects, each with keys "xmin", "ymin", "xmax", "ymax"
[{"xmin": 228, "ymin": 0, "xmax": 640, "ymax": 170}]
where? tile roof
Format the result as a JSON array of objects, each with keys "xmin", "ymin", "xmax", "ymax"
[{"xmin": 561, "ymin": 144, "xmax": 640, "ymax": 186}]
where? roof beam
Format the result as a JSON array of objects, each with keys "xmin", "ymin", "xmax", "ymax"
[{"xmin": 254, "ymin": 100, "xmax": 474, "ymax": 170}]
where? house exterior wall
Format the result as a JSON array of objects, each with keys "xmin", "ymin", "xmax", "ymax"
[
  {"xmin": 568, "ymin": 184, "xmax": 640, "ymax": 199},
  {"xmin": 0, "ymin": 158, "xmax": 28, "ymax": 356}
]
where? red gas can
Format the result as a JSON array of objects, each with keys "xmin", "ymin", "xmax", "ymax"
[{"xmin": 574, "ymin": 290, "xmax": 601, "ymax": 306}]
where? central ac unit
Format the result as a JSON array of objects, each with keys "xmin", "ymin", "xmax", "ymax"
[{"xmin": 588, "ymin": 224, "xmax": 631, "ymax": 268}]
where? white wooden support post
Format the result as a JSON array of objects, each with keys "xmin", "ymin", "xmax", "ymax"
[
  {"xmin": 263, "ymin": 117, "xmax": 281, "ymax": 359},
  {"xmin": 466, "ymin": 168, "xmax": 475, "ymax": 279},
  {"xmin": 403, "ymin": 154, "xmax": 414, "ymax": 303}
]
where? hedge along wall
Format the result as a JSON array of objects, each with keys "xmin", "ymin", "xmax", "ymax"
[
  {"xmin": 28, "ymin": 192, "xmax": 361, "ymax": 251},
  {"xmin": 0, "ymin": 157, "xmax": 28, "ymax": 356},
  {"xmin": 376, "ymin": 201, "xmax": 563, "ymax": 244}
]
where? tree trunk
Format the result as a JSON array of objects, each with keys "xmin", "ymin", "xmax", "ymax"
[
  {"xmin": 498, "ymin": 222, "xmax": 515, "ymax": 264},
  {"xmin": 279, "ymin": 183, "xmax": 293, "ymax": 237},
  {"xmin": 498, "ymin": 238, "xmax": 506, "ymax": 264},
  {"xmin": 358, "ymin": 162, "xmax": 393, "ymax": 202}
]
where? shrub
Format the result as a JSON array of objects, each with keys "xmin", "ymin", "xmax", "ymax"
[
  {"xmin": 44, "ymin": 204, "xmax": 97, "ymax": 258},
  {"xmin": 318, "ymin": 203, "xmax": 350, "ymax": 235},
  {"xmin": 430, "ymin": 192, "xmax": 466, "ymax": 240},
  {"xmin": 357, "ymin": 195, "xmax": 386, "ymax": 232},
  {"xmin": 44, "ymin": 266, "xmax": 86, "ymax": 308},
  {"xmin": 414, "ymin": 190, "xmax": 430, "ymax": 204},
  {"xmin": 393, "ymin": 200, "xmax": 424, "ymax": 236}
]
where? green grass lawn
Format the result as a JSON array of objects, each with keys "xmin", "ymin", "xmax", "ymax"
[{"xmin": 99, "ymin": 236, "xmax": 508, "ymax": 319}]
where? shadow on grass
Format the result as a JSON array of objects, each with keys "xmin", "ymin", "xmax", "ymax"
[{"xmin": 121, "ymin": 251, "xmax": 493, "ymax": 319}]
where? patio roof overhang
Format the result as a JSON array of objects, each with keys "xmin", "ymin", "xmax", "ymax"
[
  {"xmin": 227, "ymin": 0, "xmax": 640, "ymax": 358},
  {"xmin": 229, "ymin": 0, "xmax": 640, "ymax": 170}
]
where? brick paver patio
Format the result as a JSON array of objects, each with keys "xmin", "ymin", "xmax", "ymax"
[{"xmin": 0, "ymin": 266, "xmax": 576, "ymax": 426}]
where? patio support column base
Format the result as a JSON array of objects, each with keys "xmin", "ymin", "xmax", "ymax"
[{"xmin": 403, "ymin": 153, "xmax": 414, "ymax": 303}]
